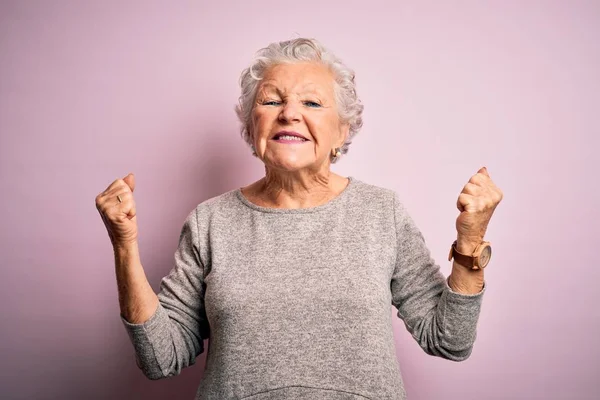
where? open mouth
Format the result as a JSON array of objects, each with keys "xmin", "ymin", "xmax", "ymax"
[{"xmin": 272, "ymin": 133, "xmax": 308, "ymax": 142}]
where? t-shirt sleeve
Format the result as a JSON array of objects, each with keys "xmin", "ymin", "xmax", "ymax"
[
  {"xmin": 390, "ymin": 192, "xmax": 486, "ymax": 361},
  {"xmin": 120, "ymin": 207, "xmax": 210, "ymax": 379}
]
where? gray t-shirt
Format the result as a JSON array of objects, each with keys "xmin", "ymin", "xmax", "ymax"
[{"xmin": 121, "ymin": 176, "xmax": 486, "ymax": 399}]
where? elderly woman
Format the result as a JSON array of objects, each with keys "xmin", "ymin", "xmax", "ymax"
[{"xmin": 96, "ymin": 38, "xmax": 503, "ymax": 399}]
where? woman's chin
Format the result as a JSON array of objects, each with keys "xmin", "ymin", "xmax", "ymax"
[{"xmin": 265, "ymin": 157, "xmax": 315, "ymax": 173}]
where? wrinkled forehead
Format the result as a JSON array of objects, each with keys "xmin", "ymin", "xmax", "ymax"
[
  {"xmin": 257, "ymin": 63, "xmax": 335, "ymax": 97},
  {"xmin": 257, "ymin": 82, "xmax": 331, "ymax": 97}
]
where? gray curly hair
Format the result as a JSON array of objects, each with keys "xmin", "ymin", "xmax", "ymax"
[{"xmin": 234, "ymin": 37, "xmax": 364, "ymax": 163}]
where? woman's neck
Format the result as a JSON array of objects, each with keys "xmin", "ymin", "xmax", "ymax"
[{"xmin": 242, "ymin": 169, "xmax": 348, "ymax": 209}]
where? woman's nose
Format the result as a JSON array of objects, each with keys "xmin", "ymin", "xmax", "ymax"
[{"xmin": 279, "ymin": 101, "xmax": 301, "ymax": 123}]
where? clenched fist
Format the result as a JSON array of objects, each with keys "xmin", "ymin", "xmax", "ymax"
[
  {"xmin": 95, "ymin": 173, "xmax": 138, "ymax": 248},
  {"xmin": 456, "ymin": 167, "xmax": 503, "ymax": 246}
]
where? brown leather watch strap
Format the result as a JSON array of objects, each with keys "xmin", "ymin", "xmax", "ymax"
[
  {"xmin": 448, "ymin": 240, "xmax": 479, "ymax": 270},
  {"xmin": 449, "ymin": 240, "xmax": 493, "ymax": 270}
]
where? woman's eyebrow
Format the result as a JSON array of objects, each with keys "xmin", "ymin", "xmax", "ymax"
[{"xmin": 260, "ymin": 83, "xmax": 323, "ymax": 96}]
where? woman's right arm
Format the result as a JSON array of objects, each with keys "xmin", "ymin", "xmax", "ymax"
[
  {"xmin": 96, "ymin": 172, "xmax": 209, "ymax": 380},
  {"xmin": 95, "ymin": 172, "xmax": 157, "ymax": 323},
  {"xmin": 114, "ymin": 241, "xmax": 159, "ymax": 324}
]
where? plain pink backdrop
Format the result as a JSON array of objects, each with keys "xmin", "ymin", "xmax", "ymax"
[{"xmin": 1, "ymin": 1, "xmax": 598, "ymax": 399}]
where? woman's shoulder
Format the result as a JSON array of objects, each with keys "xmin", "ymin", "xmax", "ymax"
[
  {"xmin": 191, "ymin": 188, "xmax": 240, "ymax": 215},
  {"xmin": 347, "ymin": 178, "xmax": 415, "ymax": 221},
  {"xmin": 347, "ymin": 177, "xmax": 399, "ymax": 204}
]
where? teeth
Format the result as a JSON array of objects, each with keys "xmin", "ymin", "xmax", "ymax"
[{"xmin": 277, "ymin": 135, "xmax": 305, "ymax": 141}]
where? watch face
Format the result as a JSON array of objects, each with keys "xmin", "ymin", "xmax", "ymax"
[{"xmin": 480, "ymin": 245, "xmax": 492, "ymax": 267}]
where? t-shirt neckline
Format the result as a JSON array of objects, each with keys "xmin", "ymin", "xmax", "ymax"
[{"xmin": 235, "ymin": 176, "xmax": 356, "ymax": 214}]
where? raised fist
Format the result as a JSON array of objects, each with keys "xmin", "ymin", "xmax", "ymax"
[
  {"xmin": 95, "ymin": 173, "xmax": 138, "ymax": 247},
  {"xmin": 456, "ymin": 167, "xmax": 503, "ymax": 244}
]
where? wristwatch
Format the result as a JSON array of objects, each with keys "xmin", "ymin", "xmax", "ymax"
[{"xmin": 448, "ymin": 240, "xmax": 492, "ymax": 270}]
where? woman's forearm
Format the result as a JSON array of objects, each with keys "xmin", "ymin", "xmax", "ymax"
[
  {"xmin": 113, "ymin": 241, "xmax": 159, "ymax": 324},
  {"xmin": 448, "ymin": 261, "xmax": 484, "ymax": 294}
]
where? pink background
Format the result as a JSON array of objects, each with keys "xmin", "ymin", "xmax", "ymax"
[{"xmin": 1, "ymin": 1, "xmax": 598, "ymax": 399}]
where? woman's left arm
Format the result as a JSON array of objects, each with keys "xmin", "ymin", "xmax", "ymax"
[
  {"xmin": 390, "ymin": 166, "xmax": 503, "ymax": 361},
  {"xmin": 449, "ymin": 167, "xmax": 503, "ymax": 294}
]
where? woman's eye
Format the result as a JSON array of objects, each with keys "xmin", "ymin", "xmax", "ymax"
[
  {"xmin": 304, "ymin": 101, "xmax": 321, "ymax": 108},
  {"xmin": 261, "ymin": 100, "xmax": 321, "ymax": 107}
]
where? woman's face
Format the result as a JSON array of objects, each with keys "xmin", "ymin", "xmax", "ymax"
[{"xmin": 251, "ymin": 62, "xmax": 349, "ymax": 173}]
